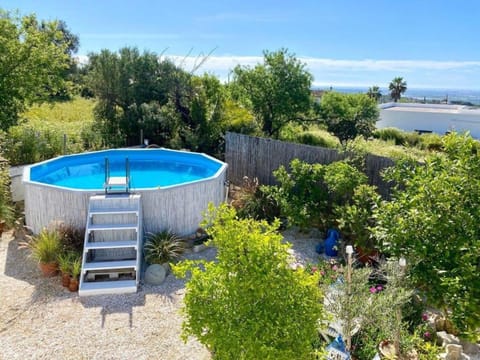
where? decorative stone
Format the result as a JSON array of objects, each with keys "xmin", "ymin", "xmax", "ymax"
[
  {"xmin": 445, "ymin": 344, "xmax": 463, "ymax": 360},
  {"xmin": 161, "ymin": 262, "xmax": 171, "ymax": 275},
  {"xmin": 460, "ymin": 339, "xmax": 480, "ymax": 355},
  {"xmin": 145, "ymin": 264, "xmax": 166, "ymax": 285},
  {"xmin": 437, "ymin": 331, "xmax": 461, "ymax": 347}
]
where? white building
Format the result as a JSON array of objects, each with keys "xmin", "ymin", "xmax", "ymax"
[{"xmin": 377, "ymin": 103, "xmax": 480, "ymax": 138}]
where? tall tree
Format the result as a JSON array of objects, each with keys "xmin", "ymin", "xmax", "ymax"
[
  {"xmin": 367, "ymin": 85, "xmax": 382, "ymax": 102},
  {"xmin": 231, "ymin": 49, "xmax": 313, "ymax": 138},
  {"xmin": 0, "ymin": 11, "xmax": 70, "ymax": 130},
  {"xmin": 320, "ymin": 91, "xmax": 379, "ymax": 142},
  {"xmin": 388, "ymin": 77, "xmax": 407, "ymax": 102}
]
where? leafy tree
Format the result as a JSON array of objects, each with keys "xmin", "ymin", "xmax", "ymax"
[
  {"xmin": 388, "ymin": 77, "xmax": 407, "ymax": 102},
  {"xmin": 232, "ymin": 49, "xmax": 313, "ymax": 138},
  {"xmin": 367, "ymin": 85, "xmax": 382, "ymax": 102},
  {"xmin": 0, "ymin": 11, "xmax": 70, "ymax": 130},
  {"xmin": 374, "ymin": 133, "xmax": 480, "ymax": 339},
  {"xmin": 320, "ymin": 91, "xmax": 379, "ymax": 142},
  {"xmin": 173, "ymin": 204, "xmax": 324, "ymax": 359}
]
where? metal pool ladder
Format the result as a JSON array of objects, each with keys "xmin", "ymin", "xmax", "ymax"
[{"xmin": 104, "ymin": 157, "xmax": 130, "ymax": 194}]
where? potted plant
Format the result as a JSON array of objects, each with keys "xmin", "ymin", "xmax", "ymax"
[
  {"xmin": 58, "ymin": 252, "xmax": 75, "ymax": 287},
  {"xmin": 68, "ymin": 255, "xmax": 82, "ymax": 292},
  {"xmin": 144, "ymin": 231, "xmax": 186, "ymax": 272},
  {"xmin": 20, "ymin": 228, "xmax": 62, "ymax": 276}
]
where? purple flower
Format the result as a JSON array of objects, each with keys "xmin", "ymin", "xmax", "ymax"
[
  {"xmin": 424, "ymin": 331, "xmax": 431, "ymax": 338},
  {"xmin": 311, "ymin": 266, "xmax": 318, "ymax": 273},
  {"xmin": 369, "ymin": 286, "xmax": 377, "ymax": 294},
  {"xmin": 332, "ymin": 265, "xmax": 338, "ymax": 271},
  {"xmin": 376, "ymin": 285, "xmax": 383, "ymax": 291},
  {"xmin": 422, "ymin": 313, "xmax": 429, "ymax": 321},
  {"xmin": 320, "ymin": 270, "xmax": 325, "ymax": 276}
]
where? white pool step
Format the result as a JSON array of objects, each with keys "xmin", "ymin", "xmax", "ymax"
[
  {"xmin": 84, "ymin": 240, "xmax": 138, "ymax": 251},
  {"xmin": 87, "ymin": 223, "xmax": 138, "ymax": 232},
  {"xmin": 78, "ymin": 280, "xmax": 137, "ymax": 296},
  {"xmin": 82, "ymin": 259, "xmax": 137, "ymax": 272},
  {"xmin": 79, "ymin": 194, "xmax": 143, "ymax": 296}
]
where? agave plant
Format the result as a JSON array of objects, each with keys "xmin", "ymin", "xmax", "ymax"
[{"xmin": 144, "ymin": 231, "xmax": 186, "ymax": 265}]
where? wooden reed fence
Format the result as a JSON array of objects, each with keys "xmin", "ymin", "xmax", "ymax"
[{"xmin": 225, "ymin": 132, "xmax": 395, "ymax": 197}]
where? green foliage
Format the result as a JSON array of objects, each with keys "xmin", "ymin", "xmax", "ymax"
[
  {"xmin": 271, "ymin": 159, "xmax": 367, "ymax": 229},
  {"xmin": 320, "ymin": 91, "xmax": 379, "ymax": 142},
  {"xmin": 366, "ymin": 85, "xmax": 382, "ymax": 102},
  {"xmin": 88, "ymin": 48, "xmax": 228, "ymax": 154},
  {"xmin": 57, "ymin": 251, "xmax": 77, "ymax": 274},
  {"xmin": 389, "ymin": 77, "xmax": 407, "ymax": 102},
  {"xmin": 70, "ymin": 254, "xmax": 82, "ymax": 279},
  {"xmin": 0, "ymin": 11, "xmax": 70, "ymax": 130},
  {"xmin": 20, "ymin": 228, "xmax": 62, "ymax": 264},
  {"xmin": 374, "ymin": 132, "xmax": 480, "ymax": 338},
  {"xmin": 279, "ymin": 123, "xmax": 341, "ymax": 149},
  {"xmin": 1, "ymin": 98, "xmax": 99, "ymax": 165},
  {"xmin": 324, "ymin": 260, "xmax": 413, "ymax": 356},
  {"xmin": 272, "ymin": 159, "xmax": 327, "ymax": 228},
  {"xmin": 234, "ymin": 180, "xmax": 281, "ymax": 223},
  {"xmin": 0, "ymin": 159, "xmax": 14, "ymax": 226},
  {"xmin": 345, "ymin": 136, "xmax": 427, "ymax": 162},
  {"xmin": 336, "ymin": 184, "xmax": 381, "ymax": 250},
  {"xmin": 232, "ymin": 48, "xmax": 313, "ymax": 138},
  {"xmin": 223, "ymin": 99, "xmax": 260, "ymax": 136},
  {"xmin": 173, "ymin": 204, "xmax": 324, "ymax": 360},
  {"xmin": 144, "ymin": 231, "xmax": 186, "ymax": 264}
]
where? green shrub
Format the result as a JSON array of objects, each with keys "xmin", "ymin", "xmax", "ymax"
[
  {"xmin": 0, "ymin": 158, "xmax": 14, "ymax": 227},
  {"xmin": 374, "ymin": 133, "xmax": 480, "ymax": 339},
  {"xmin": 323, "ymin": 161, "xmax": 367, "ymax": 205},
  {"xmin": 296, "ymin": 130, "xmax": 341, "ymax": 148},
  {"xmin": 173, "ymin": 204, "xmax": 325, "ymax": 359},
  {"xmin": 144, "ymin": 231, "xmax": 186, "ymax": 264},
  {"xmin": 418, "ymin": 133, "xmax": 443, "ymax": 151},
  {"xmin": 272, "ymin": 159, "xmax": 327, "ymax": 228},
  {"xmin": 335, "ymin": 184, "xmax": 381, "ymax": 250},
  {"xmin": 374, "ymin": 127, "xmax": 408, "ymax": 145}
]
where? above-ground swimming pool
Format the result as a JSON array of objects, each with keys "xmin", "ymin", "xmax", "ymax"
[{"xmin": 23, "ymin": 148, "xmax": 228, "ymax": 235}]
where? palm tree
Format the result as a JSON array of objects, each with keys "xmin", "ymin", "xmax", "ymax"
[
  {"xmin": 367, "ymin": 85, "xmax": 382, "ymax": 102},
  {"xmin": 389, "ymin": 77, "xmax": 407, "ymax": 102}
]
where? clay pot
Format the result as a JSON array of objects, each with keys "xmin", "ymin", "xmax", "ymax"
[
  {"xmin": 68, "ymin": 278, "xmax": 79, "ymax": 292},
  {"xmin": 39, "ymin": 262, "xmax": 59, "ymax": 277},
  {"xmin": 356, "ymin": 246, "xmax": 380, "ymax": 265},
  {"xmin": 61, "ymin": 273, "xmax": 71, "ymax": 287}
]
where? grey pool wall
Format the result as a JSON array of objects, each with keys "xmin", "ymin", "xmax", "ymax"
[{"xmin": 23, "ymin": 150, "xmax": 228, "ymax": 236}]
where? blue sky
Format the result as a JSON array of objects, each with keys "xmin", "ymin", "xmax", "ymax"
[{"xmin": 3, "ymin": 0, "xmax": 480, "ymax": 89}]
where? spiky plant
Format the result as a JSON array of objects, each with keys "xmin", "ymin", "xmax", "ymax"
[{"xmin": 144, "ymin": 231, "xmax": 186, "ymax": 264}]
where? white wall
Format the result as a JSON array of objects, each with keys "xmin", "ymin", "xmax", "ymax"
[{"xmin": 377, "ymin": 103, "xmax": 480, "ymax": 138}]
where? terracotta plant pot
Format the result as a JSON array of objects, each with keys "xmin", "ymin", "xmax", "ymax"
[
  {"xmin": 356, "ymin": 246, "xmax": 380, "ymax": 265},
  {"xmin": 39, "ymin": 262, "xmax": 59, "ymax": 277},
  {"xmin": 61, "ymin": 273, "xmax": 71, "ymax": 287},
  {"xmin": 68, "ymin": 278, "xmax": 79, "ymax": 292}
]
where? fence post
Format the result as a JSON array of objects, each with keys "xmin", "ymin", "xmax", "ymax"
[{"xmin": 63, "ymin": 133, "xmax": 67, "ymax": 155}]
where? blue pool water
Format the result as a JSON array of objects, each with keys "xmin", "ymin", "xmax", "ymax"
[{"xmin": 29, "ymin": 149, "xmax": 223, "ymax": 190}]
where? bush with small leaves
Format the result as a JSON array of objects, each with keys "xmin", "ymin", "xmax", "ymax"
[{"xmin": 173, "ymin": 204, "xmax": 325, "ymax": 359}]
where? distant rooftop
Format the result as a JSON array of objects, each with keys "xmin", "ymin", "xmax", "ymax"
[{"xmin": 379, "ymin": 102, "xmax": 480, "ymax": 115}]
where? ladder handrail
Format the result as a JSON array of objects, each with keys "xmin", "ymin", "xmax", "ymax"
[{"xmin": 104, "ymin": 157, "xmax": 130, "ymax": 194}]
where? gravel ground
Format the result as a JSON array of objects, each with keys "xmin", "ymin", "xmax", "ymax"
[{"xmin": 0, "ymin": 228, "xmax": 321, "ymax": 360}]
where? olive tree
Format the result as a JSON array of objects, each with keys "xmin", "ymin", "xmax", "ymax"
[
  {"xmin": 320, "ymin": 91, "xmax": 379, "ymax": 142},
  {"xmin": 232, "ymin": 49, "xmax": 313, "ymax": 138}
]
